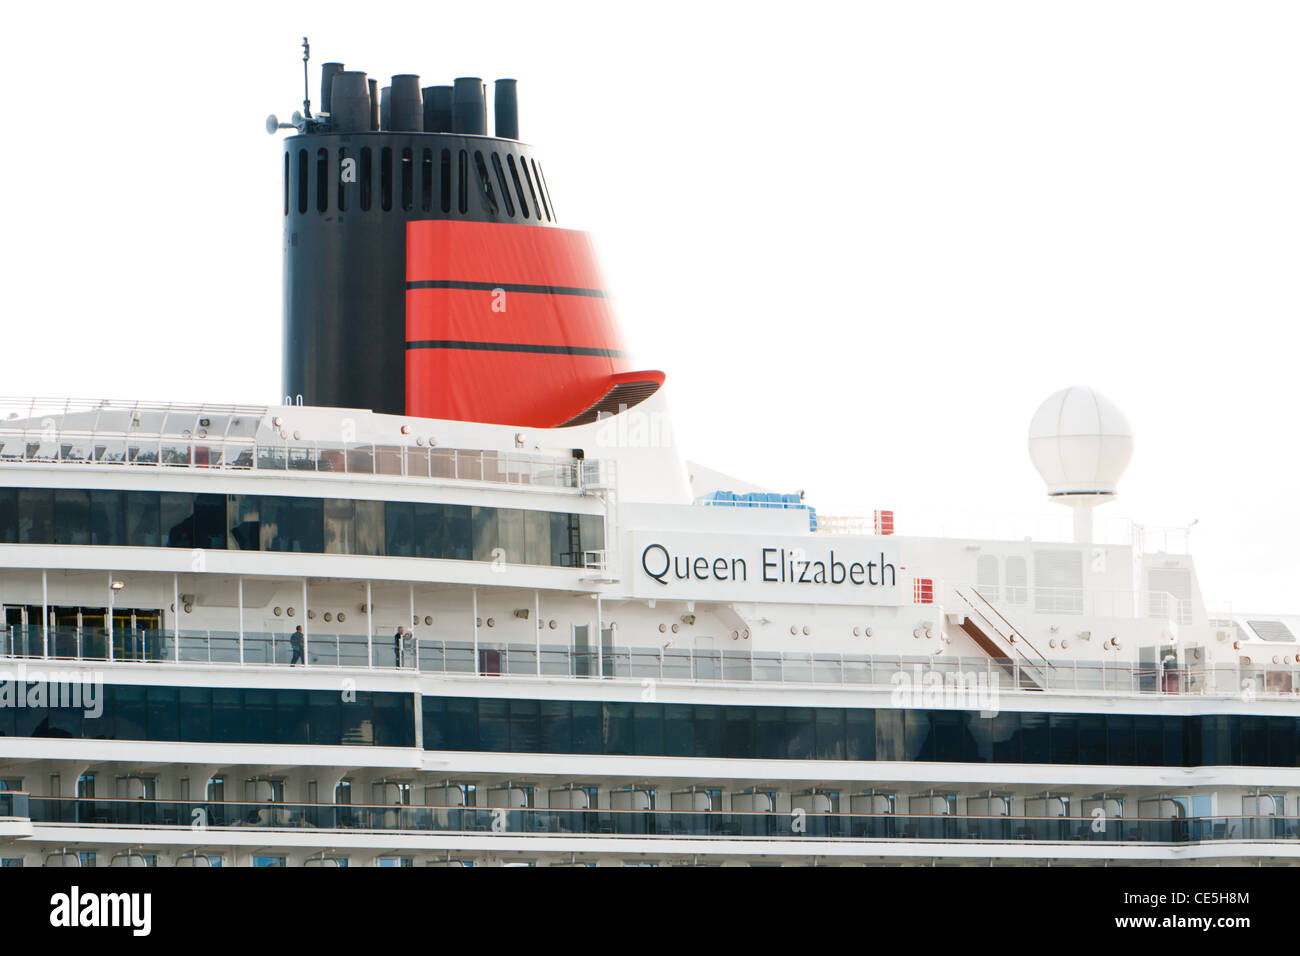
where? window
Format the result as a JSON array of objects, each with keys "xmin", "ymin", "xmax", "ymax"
[
  {"xmin": 89, "ymin": 490, "xmax": 125, "ymax": 545},
  {"xmin": 18, "ymin": 489, "xmax": 52, "ymax": 543},
  {"xmin": 0, "ymin": 487, "xmax": 596, "ymax": 568},
  {"xmin": 125, "ymin": 491, "xmax": 160, "ymax": 547},
  {"xmin": 54, "ymin": 490, "xmax": 90, "ymax": 545},
  {"xmin": 976, "ymin": 554, "xmax": 999, "ymax": 601}
]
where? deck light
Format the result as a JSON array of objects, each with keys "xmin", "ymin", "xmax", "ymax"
[{"xmin": 110, "ymin": 580, "xmax": 125, "ymax": 591}]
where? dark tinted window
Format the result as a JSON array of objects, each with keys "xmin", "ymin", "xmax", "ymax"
[
  {"xmin": 0, "ymin": 486, "xmax": 592, "ymax": 568},
  {"xmin": 53, "ymin": 490, "xmax": 90, "ymax": 545}
]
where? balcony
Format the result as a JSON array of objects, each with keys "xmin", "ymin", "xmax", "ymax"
[
  {"xmin": 17, "ymin": 796, "xmax": 1300, "ymax": 845},
  {"xmin": 1, "ymin": 627, "xmax": 1294, "ymax": 698}
]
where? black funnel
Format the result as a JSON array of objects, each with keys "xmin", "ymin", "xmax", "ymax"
[
  {"xmin": 329, "ymin": 71, "xmax": 370, "ymax": 132},
  {"xmin": 494, "ymin": 79, "xmax": 518, "ymax": 139},
  {"xmin": 390, "ymin": 75, "xmax": 423, "ymax": 131},
  {"xmin": 368, "ymin": 78, "xmax": 379, "ymax": 131},
  {"xmin": 423, "ymin": 85, "xmax": 453, "ymax": 132},
  {"xmin": 452, "ymin": 77, "xmax": 486, "ymax": 135}
]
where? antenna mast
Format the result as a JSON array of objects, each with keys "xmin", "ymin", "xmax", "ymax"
[{"xmin": 301, "ymin": 36, "xmax": 312, "ymax": 118}]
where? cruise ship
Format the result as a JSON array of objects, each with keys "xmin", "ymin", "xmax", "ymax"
[{"xmin": 0, "ymin": 53, "xmax": 1295, "ymax": 870}]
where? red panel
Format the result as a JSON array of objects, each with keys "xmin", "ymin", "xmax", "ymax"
[
  {"xmin": 407, "ymin": 220, "xmax": 608, "ymax": 288},
  {"xmin": 874, "ymin": 509, "xmax": 895, "ymax": 535},
  {"xmin": 405, "ymin": 220, "xmax": 638, "ymax": 426},
  {"xmin": 913, "ymin": 578, "xmax": 934, "ymax": 604}
]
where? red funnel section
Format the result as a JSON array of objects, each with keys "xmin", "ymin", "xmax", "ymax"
[{"xmin": 405, "ymin": 220, "xmax": 662, "ymax": 427}]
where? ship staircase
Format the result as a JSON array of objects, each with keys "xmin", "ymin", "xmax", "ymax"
[{"xmin": 950, "ymin": 587, "xmax": 1054, "ymax": 691}]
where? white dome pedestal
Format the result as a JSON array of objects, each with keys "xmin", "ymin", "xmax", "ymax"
[
  {"xmin": 1055, "ymin": 492, "xmax": 1115, "ymax": 546},
  {"xmin": 1028, "ymin": 386, "xmax": 1134, "ymax": 545}
]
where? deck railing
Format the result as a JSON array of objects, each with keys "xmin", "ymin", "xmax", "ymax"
[
  {"xmin": 15, "ymin": 796, "xmax": 1300, "ymax": 844},
  {"xmin": 1, "ymin": 628, "xmax": 1293, "ymax": 698}
]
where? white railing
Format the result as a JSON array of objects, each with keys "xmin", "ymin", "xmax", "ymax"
[
  {"xmin": 945, "ymin": 582, "xmax": 1201, "ymax": 624},
  {"xmin": 1, "ymin": 629, "xmax": 1292, "ymax": 698},
  {"xmin": 816, "ymin": 510, "xmax": 1195, "ymax": 555},
  {"xmin": 0, "ymin": 397, "xmax": 592, "ymax": 491},
  {"xmin": 0, "ymin": 431, "xmax": 584, "ymax": 490}
]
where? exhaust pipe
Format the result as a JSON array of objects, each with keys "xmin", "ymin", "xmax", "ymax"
[
  {"xmin": 452, "ymin": 77, "xmax": 486, "ymax": 135},
  {"xmin": 389, "ymin": 74, "xmax": 423, "ymax": 131},
  {"xmin": 422, "ymin": 85, "xmax": 453, "ymax": 133},
  {"xmin": 494, "ymin": 79, "xmax": 518, "ymax": 139},
  {"xmin": 329, "ymin": 71, "xmax": 370, "ymax": 132},
  {"xmin": 319, "ymin": 62, "xmax": 345, "ymax": 115}
]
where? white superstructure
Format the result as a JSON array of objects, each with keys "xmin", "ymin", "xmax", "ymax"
[{"xmin": 0, "ymin": 385, "xmax": 1294, "ymax": 868}]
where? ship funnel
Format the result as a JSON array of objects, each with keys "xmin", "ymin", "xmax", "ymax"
[
  {"xmin": 283, "ymin": 55, "xmax": 665, "ymax": 425},
  {"xmin": 453, "ymin": 77, "xmax": 487, "ymax": 134},
  {"xmin": 494, "ymin": 79, "xmax": 518, "ymax": 139},
  {"xmin": 329, "ymin": 71, "xmax": 370, "ymax": 131},
  {"xmin": 389, "ymin": 75, "xmax": 423, "ymax": 131},
  {"xmin": 422, "ymin": 85, "xmax": 453, "ymax": 132}
]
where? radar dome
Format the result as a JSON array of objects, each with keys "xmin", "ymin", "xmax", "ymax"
[{"xmin": 1028, "ymin": 386, "xmax": 1133, "ymax": 497}]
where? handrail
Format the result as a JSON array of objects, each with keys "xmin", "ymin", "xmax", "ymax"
[
  {"xmin": 965, "ymin": 586, "xmax": 1052, "ymax": 666},
  {"xmin": 16, "ymin": 796, "xmax": 1299, "ymax": 844},
  {"xmin": 2, "ymin": 632, "xmax": 1292, "ymax": 698},
  {"xmin": 952, "ymin": 587, "xmax": 1053, "ymax": 678}
]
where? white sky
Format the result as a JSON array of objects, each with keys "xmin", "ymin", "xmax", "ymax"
[{"xmin": 3, "ymin": 1, "xmax": 1298, "ymax": 611}]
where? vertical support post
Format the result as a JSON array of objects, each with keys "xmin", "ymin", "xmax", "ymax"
[
  {"xmin": 302, "ymin": 578, "xmax": 309, "ymax": 665},
  {"xmin": 408, "ymin": 583, "xmax": 415, "ymax": 670},
  {"xmin": 238, "ymin": 576, "xmax": 245, "ymax": 664},
  {"xmin": 472, "ymin": 588, "xmax": 479, "ymax": 673},
  {"xmin": 107, "ymin": 573, "xmax": 115, "ymax": 663},
  {"xmin": 534, "ymin": 591, "xmax": 541, "ymax": 677},
  {"xmin": 366, "ymin": 581, "xmax": 373, "ymax": 667},
  {"xmin": 173, "ymin": 573, "xmax": 180, "ymax": 662},
  {"xmin": 41, "ymin": 569, "xmax": 48, "ymax": 659},
  {"xmin": 596, "ymin": 595, "xmax": 603, "ymax": 679}
]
